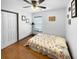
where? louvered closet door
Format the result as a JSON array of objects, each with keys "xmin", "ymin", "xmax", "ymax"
[{"xmin": 1, "ymin": 11, "xmax": 17, "ymax": 49}]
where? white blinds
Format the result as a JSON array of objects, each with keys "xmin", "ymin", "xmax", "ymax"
[{"xmin": 33, "ymin": 16, "xmax": 42, "ymax": 32}]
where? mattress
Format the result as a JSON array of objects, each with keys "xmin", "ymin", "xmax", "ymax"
[{"xmin": 26, "ymin": 33, "xmax": 71, "ymax": 59}]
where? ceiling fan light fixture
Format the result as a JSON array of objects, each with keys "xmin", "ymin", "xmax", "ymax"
[
  {"xmin": 31, "ymin": 6, "xmax": 39, "ymax": 11},
  {"xmin": 23, "ymin": 0, "xmax": 46, "ymax": 11}
]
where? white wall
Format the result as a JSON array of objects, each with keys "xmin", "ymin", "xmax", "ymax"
[
  {"xmin": 19, "ymin": 12, "xmax": 32, "ymax": 39},
  {"xmin": 32, "ymin": 8, "xmax": 66, "ymax": 37},
  {"xmin": 66, "ymin": 0, "xmax": 77, "ymax": 59},
  {"xmin": 1, "ymin": 0, "xmax": 32, "ymax": 40}
]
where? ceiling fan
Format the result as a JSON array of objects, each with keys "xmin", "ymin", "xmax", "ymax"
[{"xmin": 23, "ymin": 0, "xmax": 46, "ymax": 9}]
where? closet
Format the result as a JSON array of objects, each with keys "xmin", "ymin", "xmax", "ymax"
[{"xmin": 1, "ymin": 10, "xmax": 19, "ymax": 49}]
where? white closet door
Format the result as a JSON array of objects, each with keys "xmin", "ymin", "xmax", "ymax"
[{"xmin": 1, "ymin": 11, "xmax": 17, "ymax": 49}]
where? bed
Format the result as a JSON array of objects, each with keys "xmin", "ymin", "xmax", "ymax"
[{"xmin": 25, "ymin": 33, "xmax": 71, "ymax": 59}]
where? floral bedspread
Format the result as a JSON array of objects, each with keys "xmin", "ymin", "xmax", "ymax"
[{"xmin": 26, "ymin": 33, "xmax": 71, "ymax": 59}]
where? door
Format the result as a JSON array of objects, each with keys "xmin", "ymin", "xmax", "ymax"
[{"xmin": 1, "ymin": 11, "xmax": 17, "ymax": 49}]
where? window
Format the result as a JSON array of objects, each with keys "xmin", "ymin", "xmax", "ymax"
[{"xmin": 33, "ymin": 16, "xmax": 42, "ymax": 33}]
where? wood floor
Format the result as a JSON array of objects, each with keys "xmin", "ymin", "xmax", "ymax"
[{"xmin": 1, "ymin": 35, "xmax": 49, "ymax": 59}]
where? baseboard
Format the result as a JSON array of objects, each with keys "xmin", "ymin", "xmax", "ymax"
[
  {"xmin": 66, "ymin": 41, "xmax": 73, "ymax": 59},
  {"xmin": 1, "ymin": 34, "xmax": 33, "ymax": 50},
  {"xmin": 1, "ymin": 41, "xmax": 18, "ymax": 50},
  {"xmin": 19, "ymin": 34, "xmax": 33, "ymax": 41}
]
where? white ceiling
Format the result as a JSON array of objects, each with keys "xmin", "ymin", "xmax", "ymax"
[
  {"xmin": 41, "ymin": 0, "xmax": 68, "ymax": 9},
  {"xmin": 22, "ymin": 0, "xmax": 68, "ymax": 12},
  {"xmin": 1, "ymin": 0, "xmax": 68, "ymax": 13}
]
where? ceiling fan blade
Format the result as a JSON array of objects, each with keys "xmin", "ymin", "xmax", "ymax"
[
  {"xmin": 39, "ymin": 0, "xmax": 45, "ymax": 4},
  {"xmin": 24, "ymin": 0, "xmax": 32, "ymax": 4},
  {"xmin": 38, "ymin": 6, "xmax": 46, "ymax": 9},
  {"xmin": 23, "ymin": 6, "xmax": 31, "ymax": 8}
]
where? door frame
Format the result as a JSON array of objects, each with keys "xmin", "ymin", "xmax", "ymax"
[{"xmin": 1, "ymin": 9, "xmax": 19, "ymax": 41}]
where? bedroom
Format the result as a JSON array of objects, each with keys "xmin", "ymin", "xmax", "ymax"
[{"xmin": 1, "ymin": 0, "xmax": 77, "ymax": 59}]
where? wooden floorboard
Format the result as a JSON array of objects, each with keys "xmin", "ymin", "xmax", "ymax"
[{"xmin": 1, "ymin": 35, "xmax": 49, "ymax": 59}]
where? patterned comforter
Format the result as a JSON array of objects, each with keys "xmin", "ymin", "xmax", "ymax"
[{"xmin": 26, "ymin": 33, "xmax": 71, "ymax": 59}]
